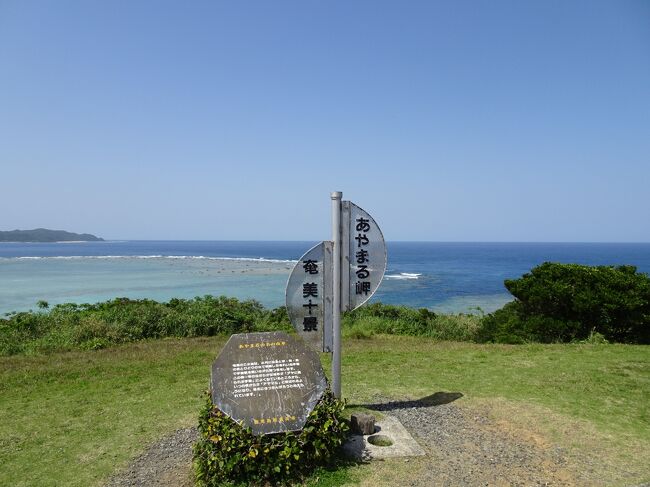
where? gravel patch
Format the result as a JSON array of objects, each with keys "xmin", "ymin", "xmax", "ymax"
[
  {"xmin": 104, "ymin": 427, "xmax": 197, "ymax": 487},
  {"xmin": 373, "ymin": 400, "xmax": 576, "ymax": 486},
  {"xmin": 105, "ymin": 394, "xmax": 642, "ymax": 486},
  {"xmin": 364, "ymin": 393, "xmax": 630, "ymax": 487}
]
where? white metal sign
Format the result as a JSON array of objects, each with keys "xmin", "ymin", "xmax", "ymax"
[
  {"xmin": 286, "ymin": 242, "xmax": 333, "ymax": 353},
  {"xmin": 285, "ymin": 193, "xmax": 386, "ymax": 397},
  {"xmin": 341, "ymin": 201, "xmax": 387, "ymax": 312}
]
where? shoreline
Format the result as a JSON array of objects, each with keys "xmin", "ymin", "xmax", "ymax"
[
  {"xmin": 0, "ymin": 254, "xmax": 298, "ymax": 263},
  {"xmin": 0, "ymin": 240, "xmax": 101, "ymax": 244}
]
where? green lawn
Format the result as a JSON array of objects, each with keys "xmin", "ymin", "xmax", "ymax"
[
  {"xmin": 1, "ymin": 336, "xmax": 648, "ymax": 486},
  {"xmin": 340, "ymin": 338, "xmax": 649, "ymax": 438}
]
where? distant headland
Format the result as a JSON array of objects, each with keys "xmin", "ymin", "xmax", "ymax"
[{"xmin": 0, "ymin": 228, "xmax": 104, "ymax": 242}]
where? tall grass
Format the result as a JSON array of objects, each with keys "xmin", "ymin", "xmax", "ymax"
[
  {"xmin": 0, "ymin": 298, "xmax": 480, "ymax": 356},
  {"xmin": 342, "ymin": 302, "xmax": 481, "ymax": 341}
]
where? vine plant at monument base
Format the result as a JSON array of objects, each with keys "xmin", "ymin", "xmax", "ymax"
[{"xmin": 193, "ymin": 390, "xmax": 349, "ymax": 486}]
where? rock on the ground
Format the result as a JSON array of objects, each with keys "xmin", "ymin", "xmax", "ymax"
[{"xmin": 351, "ymin": 413, "xmax": 376, "ymax": 435}]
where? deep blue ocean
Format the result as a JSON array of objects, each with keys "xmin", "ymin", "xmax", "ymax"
[{"xmin": 1, "ymin": 241, "xmax": 649, "ymax": 314}]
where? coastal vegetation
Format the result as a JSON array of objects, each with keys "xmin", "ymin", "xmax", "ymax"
[
  {"xmin": 0, "ymin": 296, "xmax": 482, "ymax": 356},
  {"xmin": 0, "ymin": 228, "xmax": 104, "ymax": 242},
  {"xmin": 0, "ymin": 296, "xmax": 285, "ymax": 355},
  {"xmin": 479, "ymin": 263, "xmax": 650, "ymax": 344},
  {"xmin": 2, "ymin": 262, "xmax": 648, "ymax": 357}
]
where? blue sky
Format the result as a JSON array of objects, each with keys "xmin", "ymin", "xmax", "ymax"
[{"xmin": 1, "ymin": 1, "xmax": 648, "ymax": 241}]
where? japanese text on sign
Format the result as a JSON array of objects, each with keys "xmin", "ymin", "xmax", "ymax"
[
  {"xmin": 302, "ymin": 259, "xmax": 319, "ymax": 332},
  {"xmin": 354, "ymin": 217, "xmax": 372, "ymax": 295},
  {"xmin": 232, "ymin": 359, "xmax": 304, "ymax": 398},
  {"xmin": 342, "ymin": 201, "xmax": 387, "ymax": 312}
]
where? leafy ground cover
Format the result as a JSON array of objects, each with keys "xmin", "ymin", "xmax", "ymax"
[{"xmin": 1, "ymin": 336, "xmax": 648, "ymax": 486}]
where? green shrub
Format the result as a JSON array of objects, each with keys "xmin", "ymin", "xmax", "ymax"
[
  {"xmin": 480, "ymin": 263, "xmax": 650, "ymax": 344},
  {"xmin": 431, "ymin": 313, "xmax": 482, "ymax": 342},
  {"xmin": 343, "ymin": 302, "xmax": 481, "ymax": 341},
  {"xmin": 193, "ymin": 390, "xmax": 348, "ymax": 486},
  {"xmin": 0, "ymin": 297, "xmax": 499, "ymax": 355},
  {"xmin": 478, "ymin": 301, "xmax": 581, "ymax": 343},
  {"xmin": 344, "ymin": 302, "xmax": 435, "ymax": 336},
  {"xmin": 578, "ymin": 329, "xmax": 610, "ymax": 345},
  {"xmin": 255, "ymin": 306, "xmax": 293, "ymax": 333},
  {"xmin": 0, "ymin": 295, "xmax": 271, "ymax": 355}
]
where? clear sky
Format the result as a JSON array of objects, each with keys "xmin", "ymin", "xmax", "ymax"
[{"xmin": 1, "ymin": 1, "xmax": 648, "ymax": 241}]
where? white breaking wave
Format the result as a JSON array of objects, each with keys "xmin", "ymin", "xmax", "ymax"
[
  {"xmin": 0, "ymin": 255, "xmax": 298, "ymax": 264},
  {"xmin": 384, "ymin": 272, "xmax": 422, "ymax": 280}
]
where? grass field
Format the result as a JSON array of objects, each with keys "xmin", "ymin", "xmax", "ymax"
[{"xmin": 1, "ymin": 336, "xmax": 648, "ymax": 486}]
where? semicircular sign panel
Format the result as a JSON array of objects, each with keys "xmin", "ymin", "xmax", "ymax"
[
  {"xmin": 286, "ymin": 241, "xmax": 333, "ymax": 352},
  {"xmin": 341, "ymin": 201, "xmax": 387, "ymax": 312}
]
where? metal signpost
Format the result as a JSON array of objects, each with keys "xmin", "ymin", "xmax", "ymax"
[{"xmin": 286, "ymin": 192, "xmax": 386, "ymax": 398}]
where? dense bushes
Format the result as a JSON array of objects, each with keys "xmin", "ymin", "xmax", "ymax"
[
  {"xmin": 0, "ymin": 298, "xmax": 480, "ymax": 355},
  {"xmin": 193, "ymin": 390, "xmax": 348, "ymax": 486},
  {"xmin": 478, "ymin": 301, "xmax": 578, "ymax": 344},
  {"xmin": 479, "ymin": 263, "xmax": 650, "ymax": 344},
  {"xmin": 0, "ymin": 296, "xmax": 290, "ymax": 355}
]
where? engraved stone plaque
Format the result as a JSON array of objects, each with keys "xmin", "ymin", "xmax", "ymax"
[{"xmin": 210, "ymin": 331, "xmax": 327, "ymax": 435}]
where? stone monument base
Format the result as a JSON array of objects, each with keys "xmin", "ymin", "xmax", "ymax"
[{"xmin": 343, "ymin": 414, "xmax": 425, "ymax": 460}]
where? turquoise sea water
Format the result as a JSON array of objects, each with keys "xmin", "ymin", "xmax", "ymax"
[{"xmin": 1, "ymin": 241, "xmax": 649, "ymax": 315}]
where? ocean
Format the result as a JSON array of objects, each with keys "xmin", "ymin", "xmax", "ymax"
[{"xmin": 1, "ymin": 241, "xmax": 649, "ymax": 315}]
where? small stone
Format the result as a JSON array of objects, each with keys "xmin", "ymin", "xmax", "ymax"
[{"xmin": 350, "ymin": 413, "xmax": 376, "ymax": 435}]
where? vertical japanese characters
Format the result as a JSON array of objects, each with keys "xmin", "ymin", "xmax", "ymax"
[
  {"xmin": 344, "ymin": 204, "xmax": 386, "ymax": 311},
  {"xmin": 302, "ymin": 259, "xmax": 319, "ymax": 333},
  {"xmin": 286, "ymin": 241, "xmax": 329, "ymax": 352},
  {"xmin": 285, "ymin": 199, "xmax": 386, "ymax": 355},
  {"xmin": 354, "ymin": 217, "xmax": 372, "ymax": 296}
]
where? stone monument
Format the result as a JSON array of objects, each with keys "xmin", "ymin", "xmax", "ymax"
[{"xmin": 211, "ymin": 331, "xmax": 327, "ymax": 435}]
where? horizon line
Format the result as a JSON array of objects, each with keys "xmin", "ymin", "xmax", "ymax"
[{"xmin": 26, "ymin": 239, "xmax": 650, "ymax": 245}]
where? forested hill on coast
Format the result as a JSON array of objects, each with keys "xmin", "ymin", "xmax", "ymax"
[{"xmin": 0, "ymin": 228, "xmax": 104, "ymax": 242}]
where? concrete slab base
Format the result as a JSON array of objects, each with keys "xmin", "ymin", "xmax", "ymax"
[{"xmin": 343, "ymin": 414, "xmax": 425, "ymax": 460}]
